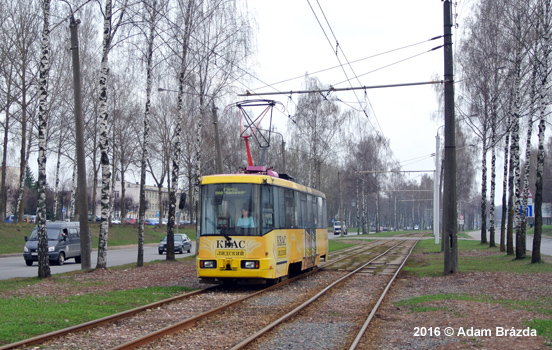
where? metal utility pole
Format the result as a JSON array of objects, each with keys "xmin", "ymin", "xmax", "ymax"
[
  {"xmin": 442, "ymin": 0, "xmax": 458, "ymax": 274},
  {"xmin": 69, "ymin": 13, "xmax": 91, "ymax": 270},
  {"xmin": 281, "ymin": 139, "xmax": 286, "ymax": 174},
  {"xmin": 433, "ymin": 133, "xmax": 440, "ymax": 245},
  {"xmin": 339, "ymin": 172, "xmax": 343, "ymax": 237},
  {"xmin": 212, "ymin": 104, "xmax": 223, "ymax": 174}
]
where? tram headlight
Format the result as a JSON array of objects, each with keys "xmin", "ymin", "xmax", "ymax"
[
  {"xmin": 242, "ymin": 261, "xmax": 259, "ymax": 269},
  {"xmin": 201, "ymin": 260, "xmax": 216, "ymax": 268}
]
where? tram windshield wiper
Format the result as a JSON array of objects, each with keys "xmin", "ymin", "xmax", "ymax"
[
  {"xmin": 220, "ymin": 229, "xmax": 232, "ymax": 241},
  {"xmin": 206, "ymin": 217, "xmax": 232, "ymax": 241}
]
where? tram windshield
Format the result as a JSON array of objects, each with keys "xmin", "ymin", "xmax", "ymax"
[{"xmin": 200, "ymin": 183, "xmax": 260, "ymax": 237}]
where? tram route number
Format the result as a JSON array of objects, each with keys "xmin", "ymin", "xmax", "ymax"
[{"xmin": 216, "ymin": 250, "xmax": 246, "ymax": 257}]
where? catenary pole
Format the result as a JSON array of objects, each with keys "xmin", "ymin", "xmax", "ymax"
[
  {"xmin": 442, "ymin": 0, "xmax": 458, "ymax": 274},
  {"xmin": 212, "ymin": 104, "xmax": 223, "ymax": 174},
  {"xmin": 69, "ymin": 14, "xmax": 91, "ymax": 270}
]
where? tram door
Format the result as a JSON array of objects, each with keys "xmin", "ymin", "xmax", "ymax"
[{"xmin": 304, "ymin": 229, "xmax": 317, "ymax": 269}]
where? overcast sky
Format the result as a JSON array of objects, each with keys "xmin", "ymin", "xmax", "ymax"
[{"xmin": 244, "ymin": 1, "xmax": 460, "ymax": 181}]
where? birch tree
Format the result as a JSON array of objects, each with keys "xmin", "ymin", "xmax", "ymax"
[
  {"xmin": 532, "ymin": 0, "xmax": 551, "ymax": 263},
  {"xmin": 36, "ymin": 0, "xmax": 52, "ymax": 278},
  {"xmin": 459, "ymin": 0, "xmax": 510, "ymax": 245},
  {"xmin": 13, "ymin": 1, "xmax": 40, "ymax": 223},
  {"xmin": 137, "ymin": 0, "xmax": 161, "ymax": 267},
  {"xmin": 166, "ymin": 0, "xmax": 194, "ymax": 261},
  {"xmin": 288, "ymin": 77, "xmax": 349, "ymax": 190},
  {"xmin": 96, "ymin": 0, "xmax": 128, "ymax": 269}
]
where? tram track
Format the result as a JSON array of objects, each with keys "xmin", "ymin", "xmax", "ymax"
[
  {"xmin": 233, "ymin": 237, "xmax": 421, "ymax": 350},
  {"xmin": 2, "ymin": 235, "xmax": 422, "ymax": 350}
]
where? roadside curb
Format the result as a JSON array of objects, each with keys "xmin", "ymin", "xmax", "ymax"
[{"xmin": 0, "ymin": 243, "xmax": 160, "ymax": 259}]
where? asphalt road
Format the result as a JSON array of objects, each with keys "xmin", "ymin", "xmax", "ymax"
[
  {"xmin": 466, "ymin": 230, "xmax": 552, "ymax": 256},
  {"xmin": 0, "ymin": 244, "xmax": 196, "ymax": 281},
  {"xmin": 3, "ymin": 233, "xmax": 344, "ymax": 280},
  {"xmin": 6, "ymin": 230, "xmax": 545, "ymax": 281}
]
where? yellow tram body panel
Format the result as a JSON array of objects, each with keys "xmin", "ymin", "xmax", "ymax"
[
  {"xmin": 197, "ymin": 227, "xmax": 328, "ymax": 280},
  {"xmin": 196, "ymin": 173, "xmax": 328, "ymax": 283}
]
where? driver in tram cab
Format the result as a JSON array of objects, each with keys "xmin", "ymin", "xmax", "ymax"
[{"xmin": 237, "ymin": 206, "xmax": 255, "ymax": 235}]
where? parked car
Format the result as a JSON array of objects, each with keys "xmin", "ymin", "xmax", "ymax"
[
  {"xmin": 124, "ymin": 218, "xmax": 136, "ymax": 225},
  {"xmin": 23, "ymin": 215, "xmax": 36, "ymax": 223},
  {"xmin": 111, "ymin": 218, "xmax": 121, "ymax": 224},
  {"xmin": 144, "ymin": 218, "xmax": 159, "ymax": 225},
  {"xmin": 161, "ymin": 218, "xmax": 168, "ymax": 225},
  {"xmin": 4, "ymin": 215, "xmax": 14, "ymax": 223},
  {"xmin": 158, "ymin": 234, "xmax": 192, "ymax": 254},
  {"xmin": 23, "ymin": 221, "xmax": 91, "ymax": 266},
  {"xmin": 88, "ymin": 215, "xmax": 101, "ymax": 222}
]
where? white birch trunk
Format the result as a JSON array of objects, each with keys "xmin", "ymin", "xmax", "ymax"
[
  {"xmin": 137, "ymin": 0, "xmax": 156, "ymax": 266},
  {"xmin": 167, "ymin": 0, "xmax": 193, "ymax": 261},
  {"xmin": 533, "ymin": 0, "xmax": 551, "ymax": 263},
  {"xmin": 512, "ymin": 62, "xmax": 524, "ymax": 259},
  {"xmin": 53, "ymin": 136, "xmax": 62, "ymax": 220},
  {"xmin": 96, "ymin": 0, "xmax": 114, "ymax": 269},
  {"xmin": 489, "ymin": 127, "xmax": 496, "ymax": 247},
  {"xmin": 507, "ymin": 35, "xmax": 524, "ymax": 256},
  {"xmin": 37, "ymin": 0, "xmax": 51, "ymax": 278},
  {"xmin": 500, "ymin": 116, "xmax": 510, "ymax": 252},
  {"xmin": 480, "ymin": 133, "xmax": 488, "ymax": 244},
  {"xmin": 520, "ymin": 85, "xmax": 535, "ymax": 251}
]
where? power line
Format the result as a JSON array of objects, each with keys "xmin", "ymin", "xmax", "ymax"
[
  {"xmin": 250, "ymin": 36, "xmax": 443, "ymax": 92},
  {"xmin": 333, "ymin": 47, "xmax": 443, "ymax": 87},
  {"xmin": 313, "ymin": 0, "xmax": 383, "ymax": 142}
]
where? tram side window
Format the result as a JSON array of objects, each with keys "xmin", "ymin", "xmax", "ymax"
[
  {"xmin": 317, "ymin": 197, "xmax": 327, "ymax": 229},
  {"xmin": 260, "ymin": 185, "xmax": 275, "ymax": 234},
  {"xmin": 297, "ymin": 193, "xmax": 306, "ymax": 228},
  {"xmin": 306, "ymin": 194, "xmax": 315, "ymax": 228},
  {"xmin": 284, "ymin": 188, "xmax": 295, "ymax": 228}
]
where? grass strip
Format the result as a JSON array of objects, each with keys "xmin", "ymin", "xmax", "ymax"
[
  {"xmin": 403, "ymin": 239, "xmax": 552, "ymax": 277},
  {"xmin": 0, "ymin": 286, "xmax": 193, "ymax": 345}
]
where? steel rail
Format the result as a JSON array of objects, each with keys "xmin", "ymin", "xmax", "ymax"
[
  {"xmin": 349, "ymin": 236, "xmax": 421, "ymax": 349},
  {"xmin": 320, "ymin": 240, "xmax": 390, "ymax": 269},
  {"xmin": 228, "ymin": 240, "xmax": 409, "ymax": 350},
  {"xmin": 109, "ymin": 272, "xmax": 312, "ymax": 350},
  {"xmin": 321, "ymin": 232, "xmax": 420, "ymax": 269},
  {"xmin": 0, "ymin": 286, "xmax": 217, "ymax": 350}
]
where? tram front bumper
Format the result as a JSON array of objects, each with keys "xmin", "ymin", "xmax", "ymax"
[{"xmin": 197, "ymin": 257, "xmax": 275, "ymax": 279}]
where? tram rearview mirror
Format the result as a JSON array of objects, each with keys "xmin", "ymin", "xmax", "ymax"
[{"xmin": 179, "ymin": 193, "xmax": 186, "ymax": 209}]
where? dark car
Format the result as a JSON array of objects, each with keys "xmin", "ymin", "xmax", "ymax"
[
  {"xmin": 158, "ymin": 234, "xmax": 192, "ymax": 254},
  {"xmin": 124, "ymin": 218, "xmax": 136, "ymax": 224},
  {"xmin": 88, "ymin": 215, "xmax": 101, "ymax": 222}
]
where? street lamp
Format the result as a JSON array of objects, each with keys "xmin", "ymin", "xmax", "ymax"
[{"xmin": 158, "ymin": 87, "xmax": 178, "ymax": 93}]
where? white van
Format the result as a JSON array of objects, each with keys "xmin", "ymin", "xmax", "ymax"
[{"xmin": 333, "ymin": 220, "xmax": 347, "ymax": 235}]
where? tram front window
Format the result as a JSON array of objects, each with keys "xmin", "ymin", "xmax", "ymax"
[{"xmin": 200, "ymin": 183, "xmax": 260, "ymax": 237}]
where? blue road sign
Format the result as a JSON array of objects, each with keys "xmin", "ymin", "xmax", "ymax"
[{"xmin": 520, "ymin": 205, "xmax": 533, "ymax": 218}]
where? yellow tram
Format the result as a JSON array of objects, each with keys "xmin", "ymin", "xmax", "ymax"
[{"xmin": 196, "ymin": 168, "xmax": 328, "ymax": 284}]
